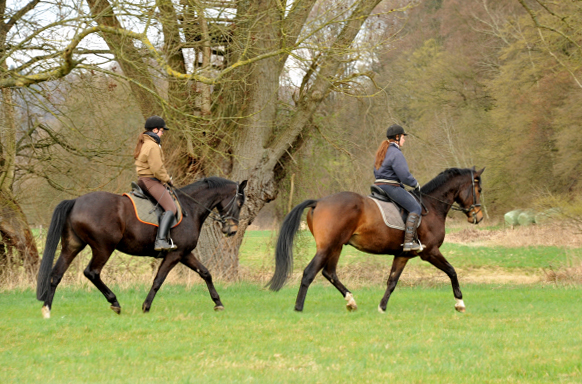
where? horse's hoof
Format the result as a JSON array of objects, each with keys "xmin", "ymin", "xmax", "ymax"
[
  {"xmin": 110, "ymin": 305, "xmax": 121, "ymax": 315},
  {"xmin": 345, "ymin": 292, "xmax": 357, "ymax": 312},
  {"xmin": 455, "ymin": 299, "xmax": 466, "ymax": 313},
  {"xmin": 378, "ymin": 305, "xmax": 386, "ymax": 314},
  {"xmin": 214, "ymin": 305, "xmax": 224, "ymax": 312},
  {"xmin": 142, "ymin": 304, "xmax": 150, "ymax": 313},
  {"xmin": 42, "ymin": 305, "xmax": 51, "ymax": 319}
]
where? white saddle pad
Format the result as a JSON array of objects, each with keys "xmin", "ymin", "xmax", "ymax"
[{"xmin": 368, "ymin": 197, "xmax": 421, "ymax": 230}]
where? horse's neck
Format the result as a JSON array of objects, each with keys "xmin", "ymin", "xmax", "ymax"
[
  {"xmin": 182, "ymin": 187, "xmax": 222, "ymax": 217},
  {"xmin": 426, "ymin": 181, "xmax": 460, "ymax": 219}
]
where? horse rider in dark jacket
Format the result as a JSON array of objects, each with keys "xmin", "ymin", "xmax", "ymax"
[{"xmin": 373, "ymin": 124, "xmax": 422, "ymax": 252}]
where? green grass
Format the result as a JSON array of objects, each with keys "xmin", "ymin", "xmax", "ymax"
[{"xmin": 1, "ymin": 284, "xmax": 581, "ymax": 383}]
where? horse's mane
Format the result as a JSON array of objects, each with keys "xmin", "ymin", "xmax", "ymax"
[
  {"xmin": 420, "ymin": 168, "xmax": 474, "ymax": 195},
  {"xmin": 182, "ymin": 176, "xmax": 236, "ymax": 192}
]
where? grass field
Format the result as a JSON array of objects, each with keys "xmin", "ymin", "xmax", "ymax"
[
  {"xmin": 1, "ymin": 284, "xmax": 581, "ymax": 383},
  {"xmin": 2, "ymin": 226, "xmax": 582, "ymax": 383}
]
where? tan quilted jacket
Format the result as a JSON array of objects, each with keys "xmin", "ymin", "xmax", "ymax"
[{"xmin": 135, "ymin": 135, "xmax": 171, "ymax": 183}]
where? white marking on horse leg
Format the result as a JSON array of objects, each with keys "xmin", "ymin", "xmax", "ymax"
[
  {"xmin": 42, "ymin": 305, "xmax": 51, "ymax": 319},
  {"xmin": 378, "ymin": 305, "xmax": 385, "ymax": 314},
  {"xmin": 455, "ymin": 299, "xmax": 466, "ymax": 313},
  {"xmin": 345, "ymin": 292, "xmax": 358, "ymax": 312}
]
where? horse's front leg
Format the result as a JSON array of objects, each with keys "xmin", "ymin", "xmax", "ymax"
[
  {"xmin": 378, "ymin": 256, "xmax": 410, "ymax": 313},
  {"xmin": 422, "ymin": 249, "xmax": 465, "ymax": 312},
  {"xmin": 142, "ymin": 252, "xmax": 181, "ymax": 313},
  {"xmin": 180, "ymin": 252, "xmax": 224, "ymax": 311}
]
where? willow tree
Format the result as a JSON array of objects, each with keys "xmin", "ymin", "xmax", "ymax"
[{"xmin": 2, "ymin": 0, "xmax": 413, "ymax": 277}]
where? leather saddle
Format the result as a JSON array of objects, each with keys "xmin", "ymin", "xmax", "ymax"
[
  {"xmin": 125, "ymin": 182, "xmax": 182, "ymax": 228},
  {"xmin": 369, "ymin": 185, "xmax": 408, "ymax": 223}
]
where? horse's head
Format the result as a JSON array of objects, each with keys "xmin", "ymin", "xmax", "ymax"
[
  {"xmin": 216, "ymin": 180, "xmax": 247, "ymax": 236},
  {"xmin": 455, "ymin": 167, "xmax": 485, "ymax": 224}
]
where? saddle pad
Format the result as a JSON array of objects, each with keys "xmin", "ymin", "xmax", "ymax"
[
  {"xmin": 368, "ymin": 197, "xmax": 421, "ymax": 230},
  {"xmin": 124, "ymin": 193, "xmax": 182, "ymax": 228}
]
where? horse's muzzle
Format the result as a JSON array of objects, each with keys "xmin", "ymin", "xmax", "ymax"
[
  {"xmin": 468, "ymin": 209, "xmax": 484, "ymax": 224},
  {"xmin": 222, "ymin": 221, "xmax": 238, "ymax": 237}
]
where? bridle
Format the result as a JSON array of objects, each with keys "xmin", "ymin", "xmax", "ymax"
[
  {"xmin": 173, "ymin": 183, "xmax": 243, "ymax": 225},
  {"xmin": 418, "ymin": 169, "xmax": 482, "ymax": 222}
]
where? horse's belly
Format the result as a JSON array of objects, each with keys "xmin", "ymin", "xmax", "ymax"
[{"xmin": 348, "ymin": 229, "xmax": 403, "ymax": 255}]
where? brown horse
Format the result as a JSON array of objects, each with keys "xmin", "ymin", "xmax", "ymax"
[
  {"xmin": 36, "ymin": 177, "xmax": 247, "ymax": 318},
  {"xmin": 267, "ymin": 167, "xmax": 484, "ymax": 313}
]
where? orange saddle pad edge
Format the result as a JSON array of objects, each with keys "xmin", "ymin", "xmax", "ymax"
[{"xmin": 123, "ymin": 192, "xmax": 183, "ymax": 228}]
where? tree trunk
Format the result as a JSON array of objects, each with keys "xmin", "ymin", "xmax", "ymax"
[
  {"xmin": 192, "ymin": 220, "xmax": 240, "ymax": 280},
  {"xmin": 0, "ymin": 191, "xmax": 39, "ymax": 280},
  {"xmin": 85, "ymin": 0, "xmax": 163, "ymax": 118},
  {"xmin": 192, "ymin": 0, "xmax": 383, "ymax": 278}
]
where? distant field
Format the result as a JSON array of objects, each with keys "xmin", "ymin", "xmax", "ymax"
[
  {"xmin": 239, "ymin": 229, "xmax": 576, "ymax": 270},
  {"xmin": 1, "ymin": 284, "xmax": 581, "ymax": 383}
]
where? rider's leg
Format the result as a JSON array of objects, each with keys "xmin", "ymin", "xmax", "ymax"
[
  {"xmin": 378, "ymin": 185, "xmax": 422, "ymax": 251},
  {"xmin": 403, "ymin": 212, "xmax": 421, "ymax": 251},
  {"xmin": 155, "ymin": 211, "xmax": 177, "ymax": 251},
  {"xmin": 138, "ymin": 178, "xmax": 178, "ymax": 251}
]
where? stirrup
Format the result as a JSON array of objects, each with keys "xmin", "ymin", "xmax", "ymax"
[
  {"xmin": 154, "ymin": 238, "xmax": 178, "ymax": 251},
  {"xmin": 403, "ymin": 241, "xmax": 422, "ymax": 252}
]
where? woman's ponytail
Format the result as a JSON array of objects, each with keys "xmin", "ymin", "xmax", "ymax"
[
  {"xmin": 133, "ymin": 132, "xmax": 146, "ymax": 159},
  {"xmin": 374, "ymin": 140, "xmax": 390, "ymax": 170}
]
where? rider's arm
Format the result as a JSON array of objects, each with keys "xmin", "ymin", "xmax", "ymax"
[
  {"xmin": 145, "ymin": 143, "xmax": 171, "ymax": 183},
  {"xmin": 392, "ymin": 150, "xmax": 419, "ymax": 189}
]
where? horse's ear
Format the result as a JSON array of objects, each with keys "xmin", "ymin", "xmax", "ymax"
[
  {"xmin": 239, "ymin": 180, "xmax": 248, "ymax": 191},
  {"xmin": 475, "ymin": 167, "xmax": 485, "ymax": 176}
]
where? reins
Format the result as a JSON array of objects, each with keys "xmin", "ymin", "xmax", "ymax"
[
  {"xmin": 415, "ymin": 169, "xmax": 482, "ymax": 220},
  {"xmin": 172, "ymin": 183, "xmax": 242, "ymax": 225}
]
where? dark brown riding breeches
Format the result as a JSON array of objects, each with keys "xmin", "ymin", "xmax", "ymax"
[{"xmin": 137, "ymin": 177, "xmax": 177, "ymax": 214}]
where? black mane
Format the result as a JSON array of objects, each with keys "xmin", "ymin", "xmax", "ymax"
[
  {"xmin": 420, "ymin": 168, "xmax": 474, "ymax": 195},
  {"xmin": 182, "ymin": 176, "xmax": 236, "ymax": 193}
]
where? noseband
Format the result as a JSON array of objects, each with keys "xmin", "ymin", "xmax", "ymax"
[{"xmin": 450, "ymin": 169, "xmax": 482, "ymax": 222}]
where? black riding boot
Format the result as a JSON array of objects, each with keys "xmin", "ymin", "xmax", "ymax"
[
  {"xmin": 155, "ymin": 211, "xmax": 178, "ymax": 251},
  {"xmin": 403, "ymin": 212, "xmax": 421, "ymax": 252}
]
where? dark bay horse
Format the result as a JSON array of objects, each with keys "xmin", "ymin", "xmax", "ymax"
[
  {"xmin": 36, "ymin": 177, "xmax": 247, "ymax": 318},
  {"xmin": 268, "ymin": 167, "xmax": 484, "ymax": 313}
]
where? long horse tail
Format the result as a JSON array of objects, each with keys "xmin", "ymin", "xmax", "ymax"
[
  {"xmin": 267, "ymin": 199, "xmax": 318, "ymax": 292},
  {"xmin": 36, "ymin": 199, "xmax": 76, "ymax": 301}
]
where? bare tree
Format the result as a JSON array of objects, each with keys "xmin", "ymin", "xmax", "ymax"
[{"xmin": 1, "ymin": 0, "xmax": 414, "ymax": 278}]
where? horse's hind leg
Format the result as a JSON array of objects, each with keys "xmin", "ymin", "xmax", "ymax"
[
  {"xmin": 423, "ymin": 249, "xmax": 465, "ymax": 312},
  {"xmin": 142, "ymin": 253, "xmax": 181, "ymax": 313},
  {"xmin": 180, "ymin": 252, "xmax": 224, "ymax": 311},
  {"xmin": 378, "ymin": 256, "xmax": 409, "ymax": 313},
  {"xmin": 83, "ymin": 246, "xmax": 122, "ymax": 314},
  {"xmin": 42, "ymin": 243, "xmax": 86, "ymax": 318},
  {"xmin": 295, "ymin": 250, "xmax": 330, "ymax": 312},
  {"xmin": 321, "ymin": 248, "xmax": 357, "ymax": 312}
]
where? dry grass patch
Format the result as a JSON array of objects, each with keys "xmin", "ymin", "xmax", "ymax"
[
  {"xmin": 446, "ymin": 222, "xmax": 582, "ymax": 248},
  {"xmin": 543, "ymin": 255, "xmax": 582, "ymax": 285}
]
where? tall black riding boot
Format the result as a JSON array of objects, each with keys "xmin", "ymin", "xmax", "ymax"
[
  {"xmin": 403, "ymin": 212, "xmax": 421, "ymax": 252},
  {"xmin": 155, "ymin": 211, "xmax": 178, "ymax": 251}
]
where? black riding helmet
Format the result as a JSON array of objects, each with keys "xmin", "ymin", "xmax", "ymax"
[
  {"xmin": 145, "ymin": 116, "xmax": 170, "ymax": 130},
  {"xmin": 386, "ymin": 124, "xmax": 407, "ymax": 139}
]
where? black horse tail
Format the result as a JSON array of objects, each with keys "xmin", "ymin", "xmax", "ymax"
[
  {"xmin": 36, "ymin": 199, "xmax": 76, "ymax": 301},
  {"xmin": 267, "ymin": 199, "xmax": 318, "ymax": 292}
]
